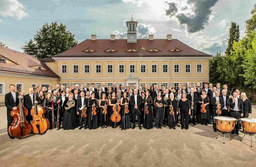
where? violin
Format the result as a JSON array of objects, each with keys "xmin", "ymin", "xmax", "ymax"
[
  {"xmin": 81, "ymin": 107, "xmax": 87, "ymax": 118},
  {"xmin": 145, "ymin": 103, "xmax": 149, "ymax": 115},
  {"xmin": 216, "ymin": 101, "xmax": 222, "ymax": 115},
  {"xmin": 92, "ymin": 103, "xmax": 97, "ymax": 116},
  {"xmin": 169, "ymin": 105, "xmax": 174, "ymax": 115},
  {"xmin": 102, "ymin": 104, "xmax": 108, "ymax": 114},
  {"xmin": 124, "ymin": 103, "xmax": 129, "ymax": 114},
  {"xmin": 111, "ymin": 99, "xmax": 121, "ymax": 124},
  {"xmin": 201, "ymin": 104, "xmax": 206, "ymax": 113},
  {"xmin": 30, "ymin": 86, "xmax": 49, "ymax": 134},
  {"xmin": 9, "ymin": 95, "xmax": 32, "ymax": 138}
]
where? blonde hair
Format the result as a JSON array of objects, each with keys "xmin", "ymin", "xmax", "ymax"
[{"xmin": 241, "ymin": 92, "xmax": 247, "ymax": 99}]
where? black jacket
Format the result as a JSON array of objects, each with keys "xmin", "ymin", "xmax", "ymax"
[{"xmin": 130, "ymin": 94, "xmax": 142, "ymax": 111}]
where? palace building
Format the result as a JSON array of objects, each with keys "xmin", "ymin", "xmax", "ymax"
[
  {"xmin": 0, "ymin": 18, "xmax": 211, "ymax": 103},
  {"xmin": 48, "ymin": 18, "xmax": 211, "ymax": 89}
]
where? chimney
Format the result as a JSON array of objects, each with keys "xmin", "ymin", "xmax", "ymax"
[
  {"xmin": 149, "ymin": 34, "xmax": 154, "ymax": 41},
  {"xmin": 166, "ymin": 34, "xmax": 172, "ymax": 40},
  {"xmin": 110, "ymin": 34, "xmax": 115, "ymax": 41},
  {"xmin": 91, "ymin": 34, "xmax": 97, "ymax": 41}
]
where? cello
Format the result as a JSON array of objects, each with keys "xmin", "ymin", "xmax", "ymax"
[
  {"xmin": 111, "ymin": 98, "xmax": 121, "ymax": 128},
  {"xmin": 30, "ymin": 86, "xmax": 49, "ymax": 134},
  {"xmin": 9, "ymin": 94, "xmax": 32, "ymax": 139}
]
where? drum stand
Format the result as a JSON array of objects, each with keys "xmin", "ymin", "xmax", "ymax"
[
  {"xmin": 240, "ymin": 132, "xmax": 255, "ymax": 147},
  {"xmin": 216, "ymin": 132, "xmax": 232, "ymax": 144}
]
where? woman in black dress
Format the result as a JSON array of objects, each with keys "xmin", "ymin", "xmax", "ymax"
[
  {"xmin": 144, "ymin": 90, "xmax": 154, "ymax": 129},
  {"xmin": 120, "ymin": 92, "xmax": 131, "ymax": 130},
  {"xmin": 109, "ymin": 92, "xmax": 118, "ymax": 128},
  {"xmin": 63, "ymin": 93, "xmax": 76, "ymax": 130},
  {"xmin": 99, "ymin": 93, "xmax": 108, "ymax": 128},
  {"xmin": 178, "ymin": 93, "xmax": 190, "ymax": 130},
  {"xmin": 199, "ymin": 90, "xmax": 210, "ymax": 125},
  {"xmin": 167, "ymin": 93, "xmax": 178, "ymax": 129},
  {"xmin": 141, "ymin": 92, "xmax": 146, "ymax": 127},
  {"xmin": 44, "ymin": 92, "xmax": 54, "ymax": 129},
  {"xmin": 155, "ymin": 92, "xmax": 164, "ymax": 129},
  {"xmin": 88, "ymin": 92, "xmax": 98, "ymax": 129},
  {"xmin": 241, "ymin": 92, "xmax": 252, "ymax": 118},
  {"xmin": 37, "ymin": 91, "xmax": 45, "ymax": 106}
]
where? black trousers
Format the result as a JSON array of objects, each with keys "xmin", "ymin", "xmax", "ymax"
[
  {"xmin": 222, "ymin": 109, "xmax": 230, "ymax": 117},
  {"xmin": 231, "ymin": 111, "xmax": 241, "ymax": 134},
  {"xmin": 181, "ymin": 112, "xmax": 189, "ymax": 129},
  {"xmin": 132, "ymin": 108, "xmax": 141, "ymax": 128},
  {"xmin": 190, "ymin": 105, "xmax": 197, "ymax": 124},
  {"xmin": 155, "ymin": 107, "xmax": 163, "ymax": 128}
]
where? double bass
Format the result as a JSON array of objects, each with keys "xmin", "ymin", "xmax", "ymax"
[
  {"xmin": 111, "ymin": 99, "xmax": 121, "ymax": 128},
  {"xmin": 30, "ymin": 87, "xmax": 49, "ymax": 134},
  {"xmin": 9, "ymin": 94, "xmax": 32, "ymax": 138}
]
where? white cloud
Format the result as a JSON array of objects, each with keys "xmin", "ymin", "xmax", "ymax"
[
  {"xmin": 219, "ymin": 19, "xmax": 227, "ymax": 28},
  {"xmin": 122, "ymin": 0, "xmax": 145, "ymax": 7},
  {"xmin": 0, "ymin": 0, "xmax": 29, "ymax": 20}
]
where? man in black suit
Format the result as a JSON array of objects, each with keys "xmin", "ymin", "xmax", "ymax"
[
  {"xmin": 24, "ymin": 88, "xmax": 35, "ymax": 123},
  {"xmin": 130, "ymin": 89, "xmax": 142, "ymax": 129},
  {"xmin": 5, "ymin": 84, "xmax": 19, "ymax": 139},
  {"xmin": 227, "ymin": 92, "xmax": 244, "ymax": 135},
  {"xmin": 59, "ymin": 91, "xmax": 67, "ymax": 129},
  {"xmin": 211, "ymin": 91, "xmax": 223, "ymax": 131},
  {"xmin": 101, "ymin": 83, "xmax": 108, "ymax": 93},
  {"xmin": 220, "ymin": 89, "xmax": 229, "ymax": 116},
  {"xmin": 77, "ymin": 92, "xmax": 87, "ymax": 129},
  {"xmin": 187, "ymin": 88, "xmax": 199, "ymax": 125}
]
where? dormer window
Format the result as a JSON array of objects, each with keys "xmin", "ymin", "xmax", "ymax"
[
  {"xmin": 83, "ymin": 47, "xmax": 96, "ymax": 53},
  {"xmin": 168, "ymin": 47, "xmax": 182, "ymax": 52},
  {"xmin": 0, "ymin": 58, "xmax": 6, "ymax": 63},
  {"xmin": 147, "ymin": 48, "xmax": 160, "ymax": 52},
  {"xmin": 104, "ymin": 48, "xmax": 117, "ymax": 53},
  {"xmin": 38, "ymin": 66, "xmax": 42, "ymax": 70},
  {"xmin": 126, "ymin": 49, "xmax": 138, "ymax": 53}
]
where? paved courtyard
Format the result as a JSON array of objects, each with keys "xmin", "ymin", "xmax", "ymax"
[{"xmin": 0, "ymin": 106, "xmax": 256, "ymax": 167}]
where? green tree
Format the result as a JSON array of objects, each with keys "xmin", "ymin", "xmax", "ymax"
[
  {"xmin": 246, "ymin": 4, "xmax": 256, "ymax": 33},
  {"xmin": 0, "ymin": 42, "xmax": 8, "ymax": 48},
  {"xmin": 209, "ymin": 53, "xmax": 226, "ymax": 85},
  {"xmin": 22, "ymin": 22, "xmax": 78, "ymax": 58},
  {"xmin": 242, "ymin": 31, "xmax": 256, "ymax": 89},
  {"xmin": 225, "ymin": 22, "xmax": 240, "ymax": 55}
]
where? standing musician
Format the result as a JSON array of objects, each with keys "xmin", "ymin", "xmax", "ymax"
[
  {"xmin": 241, "ymin": 92, "xmax": 252, "ymax": 118},
  {"xmin": 44, "ymin": 92, "xmax": 54, "ymax": 129},
  {"xmin": 216, "ymin": 83, "xmax": 222, "ymax": 95},
  {"xmin": 130, "ymin": 89, "xmax": 142, "ymax": 129},
  {"xmin": 87, "ymin": 92, "xmax": 98, "ymax": 130},
  {"xmin": 222, "ymin": 84, "xmax": 230, "ymax": 96},
  {"xmin": 59, "ymin": 91, "xmax": 68, "ymax": 129},
  {"xmin": 24, "ymin": 88, "xmax": 36, "ymax": 123},
  {"xmin": 37, "ymin": 90, "xmax": 45, "ymax": 106},
  {"xmin": 52, "ymin": 90, "xmax": 60, "ymax": 128},
  {"xmin": 77, "ymin": 92, "xmax": 87, "ymax": 130},
  {"xmin": 178, "ymin": 93, "xmax": 191, "ymax": 130},
  {"xmin": 211, "ymin": 91, "xmax": 223, "ymax": 132},
  {"xmin": 141, "ymin": 92, "xmax": 146, "ymax": 127},
  {"xmin": 84, "ymin": 92, "xmax": 90, "ymax": 128},
  {"xmin": 5, "ymin": 84, "xmax": 19, "ymax": 139},
  {"xmin": 109, "ymin": 92, "xmax": 118, "ymax": 128},
  {"xmin": 221, "ymin": 89, "xmax": 229, "ymax": 116},
  {"xmin": 143, "ymin": 90, "xmax": 154, "ymax": 130},
  {"xmin": 187, "ymin": 88, "xmax": 198, "ymax": 125},
  {"xmin": 228, "ymin": 92, "xmax": 244, "ymax": 135},
  {"xmin": 120, "ymin": 92, "xmax": 131, "ymax": 130},
  {"xmin": 167, "ymin": 93, "xmax": 177, "ymax": 129},
  {"xmin": 99, "ymin": 93, "xmax": 108, "ymax": 128},
  {"xmin": 199, "ymin": 90, "xmax": 210, "ymax": 126},
  {"xmin": 154, "ymin": 92, "xmax": 164, "ymax": 129},
  {"xmin": 63, "ymin": 93, "xmax": 76, "ymax": 130},
  {"xmin": 163, "ymin": 89, "xmax": 169, "ymax": 126}
]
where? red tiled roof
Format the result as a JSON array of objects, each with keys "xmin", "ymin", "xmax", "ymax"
[
  {"xmin": 0, "ymin": 46, "xmax": 59, "ymax": 78},
  {"xmin": 53, "ymin": 39, "xmax": 211, "ymax": 57}
]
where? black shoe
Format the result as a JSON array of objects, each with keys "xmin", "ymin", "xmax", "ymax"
[
  {"xmin": 79, "ymin": 127, "xmax": 83, "ymax": 130},
  {"xmin": 139, "ymin": 127, "xmax": 142, "ymax": 129},
  {"xmin": 132, "ymin": 127, "xmax": 135, "ymax": 129},
  {"xmin": 173, "ymin": 127, "xmax": 176, "ymax": 130}
]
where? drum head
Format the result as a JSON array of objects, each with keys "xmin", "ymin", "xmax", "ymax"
[
  {"xmin": 214, "ymin": 116, "xmax": 237, "ymax": 121},
  {"xmin": 240, "ymin": 118, "xmax": 256, "ymax": 123}
]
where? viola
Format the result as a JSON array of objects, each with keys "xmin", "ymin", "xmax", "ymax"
[
  {"xmin": 169, "ymin": 105, "xmax": 174, "ymax": 115},
  {"xmin": 201, "ymin": 104, "xmax": 206, "ymax": 113},
  {"xmin": 92, "ymin": 103, "xmax": 97, "ymax": 116},
  {"xmin": 124, "ymin": 104, "xmax": 129, "ymax": 114},
  {"xmin": 102, "ymin": 104, "xmax": 108, "ymax": 115},
  {"xmin": 216, "ymin": 102, "xmax": 222, "ymax": 115},
  {"xmin": 30, "ymin": 87, "xmax": 49, "ymax": 134},
  {"xmin": 9, "ymin": 95, "xmax": 32, "ymax": 138},
  {"xmin": 145, "ymin": 104, "xmax": 149, "ymax": 114},
  {"xmin": 81, "ymin": 108, "xmax": 87, "ymax": 118}
]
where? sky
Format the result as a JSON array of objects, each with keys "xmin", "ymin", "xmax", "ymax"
[{"xmin": 0, "ymin": 0, "xmax": 255, "ymax": 55}]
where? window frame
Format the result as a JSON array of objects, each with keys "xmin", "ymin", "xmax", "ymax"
[
  {"xmin": 61, "ymin": 64, "xmax": 67, "ymax": 74},
  {"xmin": 84, "ymin": 64, "xmax": 90, "ymax": 74},
  {"xmin": 107, "ymin": 64, "xmax": 113, "ymax": 74},
  {"xmin": 140, "ymin": 64, "xmax": 146, "ymax": 73},
  {"xmin": 162, "ymin": 64, "xmax": 169, "ymax": 73},
  {"xmin": 196, "ymin": 64, "xmax": 203, "ymax": 73},
  {"xmin": 73, "ymin": 64, "xmax": 79, "ymax": 74},
  {"xmin": 0, "ymin": 82, "xmax": 5, "ymax": 95},
  {"xmin": 129, "ymin": 64, "xmax": 135, "ymax": 73},
  {"xmin": 118, "ymin": 64, "xmax": 125, "ymax": 73},
  {"xmin": 95, "ymin": 64, "xmax": 102, "ymax": 74},
  {"xmin": 174, "ymin": 64, "xmax": 180, "ymax": 73},
  {"xmin": 185, "ymin": 64, "xmax": 191, "ymax": 73}
]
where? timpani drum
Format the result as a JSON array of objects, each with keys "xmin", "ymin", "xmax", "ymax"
[
  {"xmin": 214, "ymin": 116, "xmax": 237, "ymax": 133},
  {"xmin": 240, "ymin": 118, "xmax": 256, "ymax": 134}
]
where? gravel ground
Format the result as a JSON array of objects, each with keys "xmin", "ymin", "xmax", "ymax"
[{"xmin": 0, "ymin": 106, "xmax": 256, "ymax": 167}]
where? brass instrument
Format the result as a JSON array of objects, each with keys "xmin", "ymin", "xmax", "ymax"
[{"xmin": 65, "ymin": 100, "xmax": 75, "ymax": 110}]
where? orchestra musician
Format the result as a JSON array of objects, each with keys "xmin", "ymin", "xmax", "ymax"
[
  {"xmin": 221, "ymin": 89, "xmax": 229, "ymax": 116},
  {"xmin": 163, "ymin": 89, "xmax": 169, "ymax": 126},
  {"xmin": 5, "ymin": 84, "xmax": 19, "ymax": 139},
  {"xmin": 130, "ymin": 89, "xmax": 142, "ymax": 129},
  {"xmin": 228, "ymin": 92, "xmax": 244, "ymax": 135},
  {"xmin": 167, "ymin": 93, "xmax": 177, "ymax": 129},
  {"xmin": 24, "ymin": 88, "xmax": 36, "ymax": 123},
  {"xmin": 178, "ymin": 93, "xmax": 191, "ymax": 130},
  {"xmin": 63, "ymin": 93, "xmax": 76, "ymax": 130},
  {"xmin": 109, "ymin": 92, "xmax": 118, "ymax": 128},
  {"xmin": 120, "ymin": 92, "xmax": 131, "ymax": 130},
  {"xmin": 77, "ymin": 91, "xmax": 86, "ymax": 130},
  {"xmin": 37, "ymin": 90, "xmax": 45, "ymax": 106},
  {"xmin": 187, "ymin": 88, "xmax": 198, "ymax": 125},
  {"xmin": 44, "ymin": 92, "xmax": 54, "ymax": 129},
  {"xmin": 99, "ymin": 93, "xmax": 108, "ymax": 128},
  {"xmin": 143, "ymin": 90, "xmax": 154, "ymax": 130},
  {"xmin": 87, "ymin": 92, "xmax": 98, "ymax": 130},
  {"xmin": 155, "ymin": 92, "xmax": 164, "ymax": 129},
  {"xmin": 241, "ymin": 92, "xmax": 252, "ymax": 118},
  {"xmin": 59, "ymin": 91, "xmax": 68, "ymax": 129},
  {"xmin": 211, "ymin": 91, "xmax": 223, "ymax": 132},
  {"xmin": 199, "ymin": 90, "xmax": 210, "ymax": 126}
]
